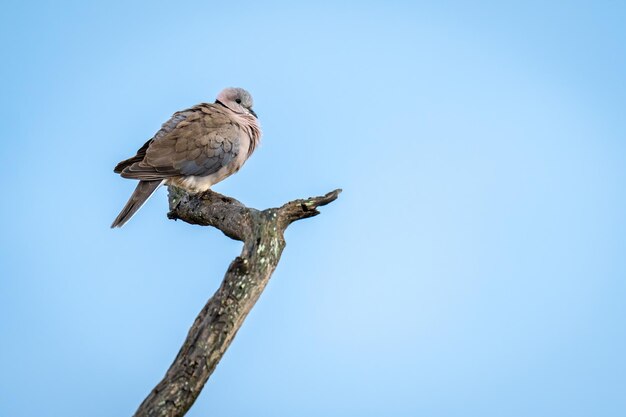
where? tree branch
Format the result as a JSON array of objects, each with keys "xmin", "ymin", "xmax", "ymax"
[{"xmin": 132, "ymin": 186, "xmax": 341, "ymax": 417}]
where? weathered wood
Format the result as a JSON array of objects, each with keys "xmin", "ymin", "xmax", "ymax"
[{"xmin": 132, "ymin": 186, "xmax": 341, "ymax": 417}]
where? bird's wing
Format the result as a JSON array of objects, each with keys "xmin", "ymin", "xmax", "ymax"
[
  {"xmin": 113, "ymin": 110, "xmax": 191, "ymax": 174},
  {"xmin": 119, "ymin": 104, "xmax": 242, "ymax": 181}
]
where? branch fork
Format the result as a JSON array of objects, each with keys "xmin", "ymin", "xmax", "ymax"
[{"xmin": 132, "ymin": 186, "xmax": 341, "ymax": 417}]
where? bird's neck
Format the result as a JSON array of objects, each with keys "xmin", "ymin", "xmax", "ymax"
[
  {"xmin": 228, "ymin": 111, "xmax": 261, "ymax": 158},
  {"xmin": 242, "ymin": 114, "xmax": 261, "ymax": 158}
]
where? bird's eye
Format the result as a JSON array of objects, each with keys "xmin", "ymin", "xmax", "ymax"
[{"xmin": 235, "ymin": 99, "xmax": 242, "ymax": 104}]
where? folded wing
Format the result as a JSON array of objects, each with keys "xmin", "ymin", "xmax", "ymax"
[{"xmin": 117, "ymin": 105, "xmax": 241, "ymax": 181}]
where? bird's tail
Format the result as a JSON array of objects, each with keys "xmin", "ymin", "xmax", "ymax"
[{"xmin": 111, "ymin": 180, "xmax": 163, "ymax": 228}]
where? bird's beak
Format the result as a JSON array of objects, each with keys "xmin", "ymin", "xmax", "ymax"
[{"xmin": 249, "ymin": 108, "xmax": 258, "ymax": 118}]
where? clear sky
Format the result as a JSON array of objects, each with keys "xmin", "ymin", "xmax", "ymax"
[{"xmin": 1, "ymin": 1, "xmax": 625, "ymax": 416}]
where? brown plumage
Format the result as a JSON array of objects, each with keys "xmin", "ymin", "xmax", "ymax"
[{"xmin": 111, "ymin": 87, "xmax": 261, "ymax": 228}]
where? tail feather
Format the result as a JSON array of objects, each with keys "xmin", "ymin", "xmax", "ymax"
[{"xmin": 111, "ymin": 180, "xmax": 163, "ymax": 228}]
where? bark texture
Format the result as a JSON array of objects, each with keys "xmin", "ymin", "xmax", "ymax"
[{"xmin": 132, "ymin": 186, "xmax": 341, "ymax": 417}]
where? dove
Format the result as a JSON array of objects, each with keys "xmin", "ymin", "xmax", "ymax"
[{"xmin": 111, "ymin": 87, "xmax": 261, "ymax": 228}]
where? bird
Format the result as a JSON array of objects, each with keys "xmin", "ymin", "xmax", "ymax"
[{"xmin": 111, "ymin": 87, "xmax": 261, "ymax": 228}]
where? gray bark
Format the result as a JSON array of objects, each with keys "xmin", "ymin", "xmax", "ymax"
[{"xmin": 131, "ymin": 186, "xmax": 341, "ymax": 417}]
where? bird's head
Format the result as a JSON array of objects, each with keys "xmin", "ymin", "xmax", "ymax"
[{"xmin": 216, "ymin": 87, "xmax": 257, "ymax": 118}]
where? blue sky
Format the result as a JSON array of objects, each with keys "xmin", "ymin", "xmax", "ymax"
[{"xmin": 1, "ymin": 1, "xmax": 625, "ymax": 416}]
